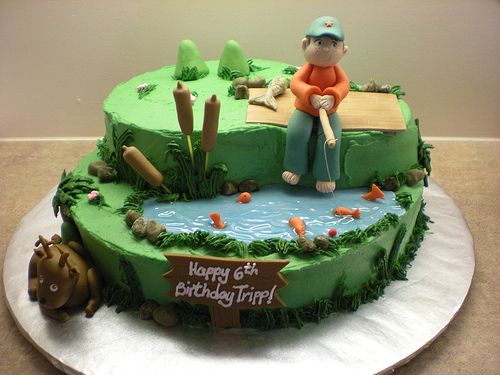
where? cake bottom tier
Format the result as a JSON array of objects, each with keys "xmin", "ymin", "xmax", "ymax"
[{"xmin": 64, "ymin": 151, "xmax": 427, "ymax": 329}]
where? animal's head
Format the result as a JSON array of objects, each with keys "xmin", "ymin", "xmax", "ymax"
[{"xmin": 34, "ymin": 236, "xmax": 79, "ymax": 309}]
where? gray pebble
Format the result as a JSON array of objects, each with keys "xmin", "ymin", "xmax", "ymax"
[
  {"xmin": 379, "ymin": 84, "xmax": 392, "ymax": 93},
  {"xmin": 139, "ymin": 299, "xmax": 159, "ymax": 320},
  {"xmin": 384, "ymin": 176, "xmax": 400, "ymax": 191},
  {"xmin": 221, "ymin": 181, "xmax": 238, "ymax": 196},
  {"xmin": 152, "ymin": 305, "xmax": 178, "ymax": 328},
  {"xmin": 131, "ymin": 217, "xmax": 148, "ymax": 237},
  {"xmin": 406, "ymin": 169, "xmax": 425, "ymax": 186},
  {"xmin": 313, "ymin": 235, "xmax": 329, "ymax": 250},
  {"xmin": 97, "ymin": 166, "xmax": 116, "ymax": 183},
  {"xmin": 297, "ymin": 235, "xmax": 317, "ymax": 253},
  {"xmin": 235, "ymin": 85, "xmax": 249, "ymax": 100},
  {"xmin": 247, "ymin": 77, "xmax": 266, "ymax": 88},
  {"xmin": 125, "ymin": 210, "xmax": 141, "ymax": 228},
  {"xmin": 238, "ymin": 179, "xmax": 260, "ymax": 193},
  {"xmin": 232, "ymin": 77, "xmax": 248, "ymax": 87},
  {"xmin": 88, "ymin": 160, "xmax": 108, "ymax": 176},
  {"xmin": 146, "ymin": 220, "xmax": 166, "ymax": 244}
]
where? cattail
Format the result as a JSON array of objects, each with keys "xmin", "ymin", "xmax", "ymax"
[
  {"xmin": 201, "ymin": 94, "xmax": 220, "ymax": 152},
  {"xmin": 173, "ymin": 81, "xmax": 195, "ymax": 166},
  {"xmin": 173, "ymin": 82, "xmax": 193, "ymax": 135},
  {"xmin": 122, "ymin": 146, "xmax": 170, "ymax": 192}
]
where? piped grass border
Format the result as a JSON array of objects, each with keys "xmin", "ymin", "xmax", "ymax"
[
  {"xmin": 164, "ymin": 141, "xmax": 227, "ymax": 201},
  {"xmin": 396, "ymin": 191, "xmax": 413, "ymax": 210},
  {"xmin": 172, "ymin": 66, "xmax": 208, "ymax": 82},
  {"xmin": 52, "ymin": 170, "xmax": 98, "ymax": 218},
  {"xmin": 156, "ymin": 212, "xmax": 400, "ymax": 259},
  {"xmin": 96, "ymin": 127, "xmax": 148, "ymax": 189}
]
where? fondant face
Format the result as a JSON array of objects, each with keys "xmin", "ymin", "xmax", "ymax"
[
  {"xmin": 302, "ymin": 37, "xmax": 348, "ymax": 67},
  {"xmin": 37, "ymin": 257, "xmax": 78, "ymax": 309}
]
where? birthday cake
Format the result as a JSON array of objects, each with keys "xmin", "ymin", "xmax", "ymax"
[{"xmin": 30, "ymin": 17, "xmax": 431, "ymax": 329}]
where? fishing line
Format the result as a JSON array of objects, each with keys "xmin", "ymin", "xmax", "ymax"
[{"xmin": 323, "ymin": 138, "xmax": 337, "ymax": 199}]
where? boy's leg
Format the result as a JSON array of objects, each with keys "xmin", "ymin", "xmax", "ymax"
[
  {"xmin": 313, "ymin": 112, "xmax": 342, "ymax": 191},
  {"xmin": 283, "ymin": 110, "xmax": 314, "ymax": 184}
]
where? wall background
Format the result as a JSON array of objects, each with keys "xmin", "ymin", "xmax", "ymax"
[{"xmin": 1, "ymin": 0, "xmax": 499, "ymax": 139}]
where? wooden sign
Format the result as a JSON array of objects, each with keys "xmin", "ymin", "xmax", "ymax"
[
  {"xmin": 246, "ymin": 89, "xmax": 407, "ymax": 132},
  {"xmin": 164, "ymin": 253, "xmax": 289, "ymax": 328}
]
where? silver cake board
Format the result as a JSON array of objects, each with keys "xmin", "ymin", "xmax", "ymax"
[{"xmin": 3, "ymin": 180, "xmax": 475, "ymax": 375}]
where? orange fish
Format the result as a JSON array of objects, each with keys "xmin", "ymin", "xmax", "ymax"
[
  {"xmin": 333, "ymin": 207, "xmax": 361, "ymax": 219},
  {"xmin": 236, "ymin": 192, "xmax": 251, "ymax": 204},
  {"xmin": 362, "ymin": 184, "xmax": 385, "ymax": 201},
  {"xmin": 209, "ymin": 212, "xmax": 226, "ymax": 229},
  {"xmin": 289, "ymin": 216, "xmax": 305, "ymax": 235}
]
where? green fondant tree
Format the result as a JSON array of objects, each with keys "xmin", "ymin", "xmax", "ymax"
[
  {"xmin": 173, "ymin": 40, "xmax": 209, "ymax": 81},
  {"xmin": 217, "ymin": 40, "xmax": 250, "ymax": 79}
]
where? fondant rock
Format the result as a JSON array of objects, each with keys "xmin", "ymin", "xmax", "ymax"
[
  {"xmin": 125, "ymin": 210, "xmax": 141, "ymax": 228},
  {"xmin": 139, "ymin": 299, "xmax": 159, "ymax": 320},
  {"xmin": 88, "ymin": 160, "xmax": 108, "ymax": 176},
  {"xmin": 146, "ymin": 220, "xmax": 165, "ymax": 244},
  {"xmin": 384, "ymin": 176, "xmax": 400, "ymax": 191},
  {"xmin": 297, "ymin": 235, "xmax": 317, "ymax": 253},
  {"xmin": 247, "ymin": 77, "xmax": 266, "ymax": 88},
  {"xmin": 406, "ymin": 169, "xmax": 425, "ymax": 186},
  {"xmin": 131, "ymin": 217, "xmax": 148, "ymax": 238},
  {"xmin": 152, "ymin": 305, "xmax": 178, "ymax": 328},
  {"xmin": 379, "ymin": 84, "xmax": 392, "ymax": 93},
  {"xmin": 238, "ymin": 179, "xmax": 260, "ymax": 192},
  {"xmin": 235, "ymin": 85, "xmax": 249, "ymax": 100},
  {"xmin": 221, "ymin": 181, "xmax": 238, "ymax": 196},
  {"xmin": 97, "ymin": 166, "xmax": 116, "ymax": 183},
  {"xmin": 313, "ymin": 235, "xmax": 329, "ymax": 250},
  {"xmin": 232, "ymin": 77, "xmax": 248, "ymax": 87}
]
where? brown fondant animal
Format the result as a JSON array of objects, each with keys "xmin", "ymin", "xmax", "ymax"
[{"xmin": 28, "ymin": 234, "xmax": 102, "ymax": 322}]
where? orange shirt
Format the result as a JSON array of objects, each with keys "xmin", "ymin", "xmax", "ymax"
[{"xmin": 291, "ymin": 63, "xmax": 350, "ymax": 116}]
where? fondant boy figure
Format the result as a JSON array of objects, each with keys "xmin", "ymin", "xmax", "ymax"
[{"xmin": 282, "ymin": 16, "xmax": 349, "ymax": 193}]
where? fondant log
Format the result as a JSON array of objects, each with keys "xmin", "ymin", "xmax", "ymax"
[{"xmin": 122, "ymin": 146, "xmax": 164, "ymax": 187}]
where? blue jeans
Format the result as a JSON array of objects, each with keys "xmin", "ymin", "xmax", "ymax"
[{"xmin": 283, "ymin": 109, "xmax": 341, "ymax": 181}]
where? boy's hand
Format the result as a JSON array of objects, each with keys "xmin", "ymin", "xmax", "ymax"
[
  {"xmin": 320, "ymin": 95, "xmax": 335, "ymax": 111},
  {"xmin": 311, "ymin": 94, "xmax": 322, "ymax": 109}
]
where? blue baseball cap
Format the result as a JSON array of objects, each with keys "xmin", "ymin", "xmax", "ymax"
[{"xmin": 305, "ymin": 16, "xmax": 345, "ymax": 41}]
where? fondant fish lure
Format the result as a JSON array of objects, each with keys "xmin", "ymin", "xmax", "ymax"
[
  {"xmin": 289, "ymin": 216, "xmax": 305, "ymax": 235},
  {"xmin": 362, "ymin": 184, "xmax": 385, "ymax": 201},
  {"xmin": 236, "ymin": 192, "xmax": 251, "ymax": 204},
  {"xmin": 209, "ymin": 212, "xmax": 226, "ymax": 229},
  {"xmin": 333, "ymin": 207, "xmax": 361, "ymax": 219},
  {"xmin": 249, "ymin": 76, "xmax": 288, "ymax": 111}
]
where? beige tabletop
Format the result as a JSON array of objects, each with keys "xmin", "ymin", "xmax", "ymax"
[{"xmin": 0, "ymin": 139, "xmax": 498, "ymax": 374}]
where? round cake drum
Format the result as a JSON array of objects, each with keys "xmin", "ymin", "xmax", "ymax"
[{"xmin": 3, "ymin": 180, "xmax": 474, "ymax": 375}]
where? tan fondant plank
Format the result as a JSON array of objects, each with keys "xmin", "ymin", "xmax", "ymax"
[
  {"xmin": 246, "ymin": 89, "xmax": 296, "ymax": 127},
  {"xmin": 246, "ymin": 89, "xmax": 406, "ymax": 132}
]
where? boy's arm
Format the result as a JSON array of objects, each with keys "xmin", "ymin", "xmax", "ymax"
[
  {"xmin": 323, "ymin": 65, "xmax": 350, "ymax": 113},
  {"xmin": 291, "ymin": 64, "xmax": 322, "ymax": 107}
]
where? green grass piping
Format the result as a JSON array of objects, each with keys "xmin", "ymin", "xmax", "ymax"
[
  {"xmin": 102, "ymin": 256, "xmax": 145, "ymax": 312},
  {"xmin": 172, "ymin": 67, "xmax": 208, "ymax": 82},
  {"xmin": 247, "ymin": 59, "xmax": 269, "ymax": 72},
  {"xmin": 164, "ymin": 141, "xmax": 227, "ymax": 200},
  {"xmin": 52, "ymin": 170, "xmax": 97, "ymax": 217}
]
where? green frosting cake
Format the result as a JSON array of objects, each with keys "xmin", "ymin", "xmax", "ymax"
[{"xmin": 54, "ymin": 41, "xmax": 431, "ymax": 329}]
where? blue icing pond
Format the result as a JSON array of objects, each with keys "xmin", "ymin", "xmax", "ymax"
[{"xmin": 142, "ymin": 185, "xmax": 404, "ymax": 243}]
